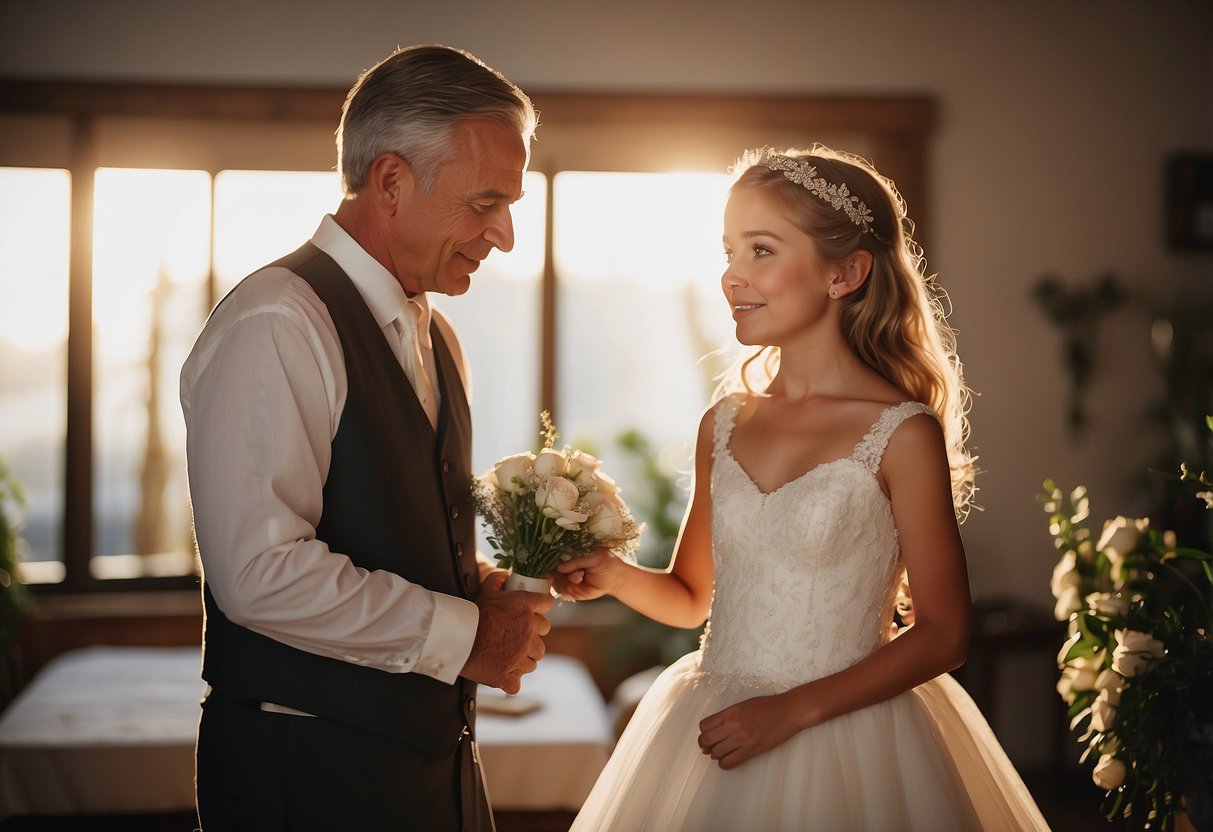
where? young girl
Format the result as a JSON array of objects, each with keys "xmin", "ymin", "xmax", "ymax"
[{"xmin": 554, "ymin": 146, "xmax": 1050, "ymax": 830}]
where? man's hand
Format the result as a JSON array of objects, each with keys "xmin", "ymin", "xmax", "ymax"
[{"xmin": 460, "ymin": 571, "xmax": 552, "ymax": 694}]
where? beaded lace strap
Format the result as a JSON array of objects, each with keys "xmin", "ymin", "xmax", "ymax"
[
  {"xmin": 851, "ymin": 401, "xmax": 937, "ymax": 474},
  {"xmin": 711, "ymin": 394, "xmax": 744, "ymax": 459}
]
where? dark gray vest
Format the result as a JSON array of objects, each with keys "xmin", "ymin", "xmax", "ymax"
[{"xmin": 201, "ymin": 242, "xmax": 479, "ymax": 757}]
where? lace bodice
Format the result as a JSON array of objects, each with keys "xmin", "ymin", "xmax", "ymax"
[{"xmin": 697, "ymin": 394, "xmax": 936, "ymax": 692}]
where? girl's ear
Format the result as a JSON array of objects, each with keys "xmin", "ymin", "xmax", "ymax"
[{"xmin": 830, "ymin": 250, "xmax": 873, "ymax": 299}]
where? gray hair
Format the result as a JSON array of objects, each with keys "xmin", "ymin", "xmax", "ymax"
[{"xmin": 337, "ymin": 44, "xmax": 537, "ymax": 195}]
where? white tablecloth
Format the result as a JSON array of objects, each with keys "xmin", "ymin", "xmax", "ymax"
[{"xmin": 0, "ymin": 646, "xmax": 612, "ymax": 817}]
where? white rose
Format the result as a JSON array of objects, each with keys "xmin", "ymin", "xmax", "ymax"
[
  {"xmin": 1090, "ymin": 690, "xmax": 1117, "ymax": 733},
  {"xmin": 1096, "ymin": 516, "xmax": 1148, "ymax": 563},
  {"xmin": 1094, "ymin": 667, "xmax": 1125, "ymax": 705},
  {"xmin": 533, "ymin": 448, "xmax": 569, "ymax": 480},
  {"xmin": 1050, "ymin": 552, "xmax": 1082, "ymax": 598},
  {"xmin": 1086, "ymin": 592, "xmax": 1131, "ymax": 618},
  {"xmin": 1092, "ymin": 754, "xmax": 1126, "ymax": 790},
  {"xmin": 1056, "ymin": 666, "xmax": 1097, "ymax": 704},
  {"xmin": 1111, "ymin": 629, "xmax": 1165, "ymax": 677},
  {"xmin": 493, "ymin": 453, "xmax": 534, "ymax": 494},
  {"xmin": 536, "ymin": 476, "xmax": 588, "ymax": 529},
  {"xmin": 591, "ymin": 470, "xmax": 621, "ymax": 502},
  {"xmin": 565, "ymin": 451, "xmax": 603, "ymax": 484},
  {"xmin": 1054, "ymin": 585, "xmax": 1083, "ymax": 622},
  {"xmin": 1063, "ymin": 661, "xmax": 1099, "ymax": 690},
  {"xmin": 587, "ymin": 503, "xmax": 624, "ymax": 540},
  {"xmin": 1057, "ymin": 632, "xmax": 1082, "ymax": 666}
]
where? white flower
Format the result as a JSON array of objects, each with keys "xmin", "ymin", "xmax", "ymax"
[
  {"xmin": 533, "ymin": 448, "xmax": 569, "ymax": 480},
  {"xmin": 1056, "ymin": 665, "xmax": 1098, "ymax": 704},
  {"xmin": 1111, "ymin": 629, "xmax": 1165, "ymax": 677},
  {"xmin": 591, "ymin": 469, "xmax": 622, "ymax": 503},
  {"xmin": 565, "ymin": 451, "xmax": 603, "ymax": 484},
  {"xmin": 1096, "ymin": 516, "xmax": 1148, "ymax": 563},
  {"xmin": 535, "ymin": 476, "xmax": 588, "ymax": 529},
  {"xmin": 1054, "ymin": 586, "xmax": 1083, "ymax": 622},
  {"xmin": 587, "ymin": 503, "xmax": 624, "ymax": 540},
  {"xmin": 1094, "ymin": 667, "xmax": 1125, "ymax": 705},
  {"xmin": 1086, "ymin": 592, "xmax": 1131, "ymax": 618},
  {"xmin": 1090, "ymin": 689, "xmax": 1118, "ymax": 733},
  {"xmin": 1092, "ymin": 754, "xmax": 1126, "ymax": 790},
  {"xmin": 1057, "ymin": 632, "xmax": 1082, "ymax": 666},
  {"xmin": 492, "ymin": 453, "xmax": 534, "ymax": 494},
  {"xmin": 1051, "ymin": 551, "xmax": 1082, "ymax": 597}
]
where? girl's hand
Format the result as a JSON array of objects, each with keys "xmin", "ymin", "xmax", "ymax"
[
  {"xmin": 553, "ymin": 549, "xmax": 625, "ymax": 601},
  {"xmin": 697, "ymin": 692, "xmax": 806, "ymax": 770}
]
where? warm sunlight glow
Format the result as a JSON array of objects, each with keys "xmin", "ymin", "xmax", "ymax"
[
  {"xmin": 554, "ymin": 171, "xmax": 730, "ymax": 288},
  {"xmin": 213, "ymin": 170, "xmax": 344, "ymax": 291},
  {"xmin": 554, "ymin": 170, "xmax": 741, "ymax": 509},
  {"xmin": 0, "ymin": 168, "xmax": 70, "ymax": 352},
  {"xmin": 92, "ymin": 168, "xmax": 211, "ymax": 362}
]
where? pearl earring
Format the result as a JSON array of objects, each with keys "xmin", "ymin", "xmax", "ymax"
[{"xmin": 829, "ymin": 288, "xmax": 838, "ymax": 298}]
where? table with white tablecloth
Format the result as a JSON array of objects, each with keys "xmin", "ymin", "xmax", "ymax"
[{"xmin": 0, "ymin": 646, "xmax": 612, "ymax": 818}]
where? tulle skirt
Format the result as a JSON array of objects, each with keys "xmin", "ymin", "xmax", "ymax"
[{"xmin": 570, "ymin": 653, "xmax": 1050, "ymax": 831}]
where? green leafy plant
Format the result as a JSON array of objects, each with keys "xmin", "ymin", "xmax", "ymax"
[
  {"xmin": 0, "ymin": 456, "xmax": 33, "ymax": 702},
  {"xmin": 1042, "ymin": 418, "xmax": 1213, "ymax": 831},
  {"xmin": 1031, "ymin": 270, "xmax": 1126, "ymax": 435}
]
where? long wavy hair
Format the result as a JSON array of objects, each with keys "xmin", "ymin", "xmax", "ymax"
[{"xmin": 717, "ymin": 144, "xmax": 977, "ymax": 521}]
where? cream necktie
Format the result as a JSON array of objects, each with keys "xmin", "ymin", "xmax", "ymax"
[{"xmin": 397, "ymin": 300, "xmax": 439, "ymax": 429}]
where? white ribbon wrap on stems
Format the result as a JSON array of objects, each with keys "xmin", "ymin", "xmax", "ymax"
[{"xmin": 503, "ymin": 572, "xmax": 554, "ymax": 594}]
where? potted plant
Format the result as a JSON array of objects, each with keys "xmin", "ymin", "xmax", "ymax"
[{"xmin": 1043, "ymin": 418, "xmax": 1213, "ymax": 831}]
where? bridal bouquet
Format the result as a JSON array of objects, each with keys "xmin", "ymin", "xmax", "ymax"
[
  {"xmin": 1042, "ymin": 430, "xmax": 1213, "ymax": 831},
  {"xmin": 472, "ymin": 413, "xmax": 642, "ymax": 590}
]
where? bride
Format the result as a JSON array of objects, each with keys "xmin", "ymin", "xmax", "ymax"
[{"xmin": 553, "ymin": 145, "xmax": 1051, "ymax": 830}]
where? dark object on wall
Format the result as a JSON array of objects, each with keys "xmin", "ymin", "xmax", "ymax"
[
  {"xmin": 1167, "ymin": 154, "xmax": 1213, "ymax": 251},
  {"xmin": 1030, "ymin": 271, "xmax": 1126, "ymax": 435}
]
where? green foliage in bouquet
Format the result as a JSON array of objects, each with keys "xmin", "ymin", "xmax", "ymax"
[
  {"xmin": 472, "ymin": 413, "xmax": 642, "ymax": 579},
  {"xmin": 1043, "ymin": 418, "xmax": 1213, "ymax": 831}
]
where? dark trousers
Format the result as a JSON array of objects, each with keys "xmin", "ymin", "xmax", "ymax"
[{"xmin": 196, "ymin": 693, "xmax": 493, "ymax": 832}]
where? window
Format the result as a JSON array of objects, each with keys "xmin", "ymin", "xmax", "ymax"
[
  {"xmin": 0, "ymin": 83, "xmax": 932, "ymax": 590},
  {"xmin": 553, "ymin": 171, "xmax": 739, "ymax": 482},
  {"xmin": 0, "ymin": 167, "xmax": 70, "ymax": 582}
]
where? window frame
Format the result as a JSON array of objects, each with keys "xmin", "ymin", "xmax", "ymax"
[{"xmin": 0, "ymin": 79, "xmax": 934, "ymax": 593}]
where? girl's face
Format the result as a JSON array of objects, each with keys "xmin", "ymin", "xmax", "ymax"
[{"xmin": 721, "ymin": 186, "xmax": 833, "ymax": 348}]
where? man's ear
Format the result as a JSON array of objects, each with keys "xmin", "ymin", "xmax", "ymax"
[
  {"xmin": 831, "ymin": 250, "xmax": 874, "ymax": 298},
  {"xmin": 365, "ymin": 152, "xmax": 416, "ymax": 215}
]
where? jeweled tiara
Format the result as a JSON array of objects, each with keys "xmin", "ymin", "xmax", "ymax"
[{"xmin": 755, "ymin": 148, "xmax": 879, "ymax": 237}]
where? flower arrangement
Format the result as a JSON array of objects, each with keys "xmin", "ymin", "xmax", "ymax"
[
  {"xmin": 1042, "ymin": 424, "xmax": 1213, "ymax": 831},
  {"xmin": 472, "ymin": 412, "xmax": 642, "ymax": 587}
]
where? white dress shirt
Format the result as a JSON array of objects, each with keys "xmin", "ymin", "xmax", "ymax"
[{"xmin": 181, "ymin": 215, "xmax": 478, "ymax": 685}]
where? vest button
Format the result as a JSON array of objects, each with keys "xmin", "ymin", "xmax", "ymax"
[
  {"xmin": 463, "ymin": 572, "xmax": 474, "ymax": 589},
  {"xmin": 455, "ymin": 543, "xmax": 464, "ymax": 557},
  {"xmin": 442, "ymin": 459, "xmax": 452, "ymax": 474},
  {"xmin": 466, "ymin": 696, "xmax": 476, "ymax": 713},
  {"xmin": 449, "ymin": 506, "xmax": 459, "ymax": 520}
]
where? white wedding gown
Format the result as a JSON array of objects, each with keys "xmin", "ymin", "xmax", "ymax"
[{"xmin": 570, "ymin": 396, "xmax": 1051, "ymax": 831}]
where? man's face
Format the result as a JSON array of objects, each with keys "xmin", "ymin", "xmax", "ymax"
[{"xmin": 389, "ymin": 118, "xmax": 528, "ymax": 296}]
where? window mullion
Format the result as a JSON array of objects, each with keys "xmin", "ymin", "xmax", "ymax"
[{"xmin": 63, "ymin": 114, "xmax": 96, "ymax": 589}]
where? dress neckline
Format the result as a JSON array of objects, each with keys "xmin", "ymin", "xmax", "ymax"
[{"xmin": 720, "ymin": 397, "xmax": 914, "ymax": 498}]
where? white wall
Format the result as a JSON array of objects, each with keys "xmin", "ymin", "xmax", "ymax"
[{"xmin": 3, "ymin": 0, "xmax": 1211, "ymax": 612}]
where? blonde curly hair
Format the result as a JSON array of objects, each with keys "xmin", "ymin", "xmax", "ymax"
[{"xmin": 717, "ymin": 144, "xmax": 977, "ymax": 520}]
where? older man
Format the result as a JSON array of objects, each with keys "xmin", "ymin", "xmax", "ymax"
[{"xmin": 182, "ymin": 45, "xmax": 550, "ymax": 831}]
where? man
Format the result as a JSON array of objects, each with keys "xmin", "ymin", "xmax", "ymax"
[{"xmin": 181, "ymin": 44, "xmax": 551, "ymax": 831}]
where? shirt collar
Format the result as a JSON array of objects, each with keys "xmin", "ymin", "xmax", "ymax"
[{"xmin": 309, "ymin": 214, "xmax": 432, "ymax": 338}]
